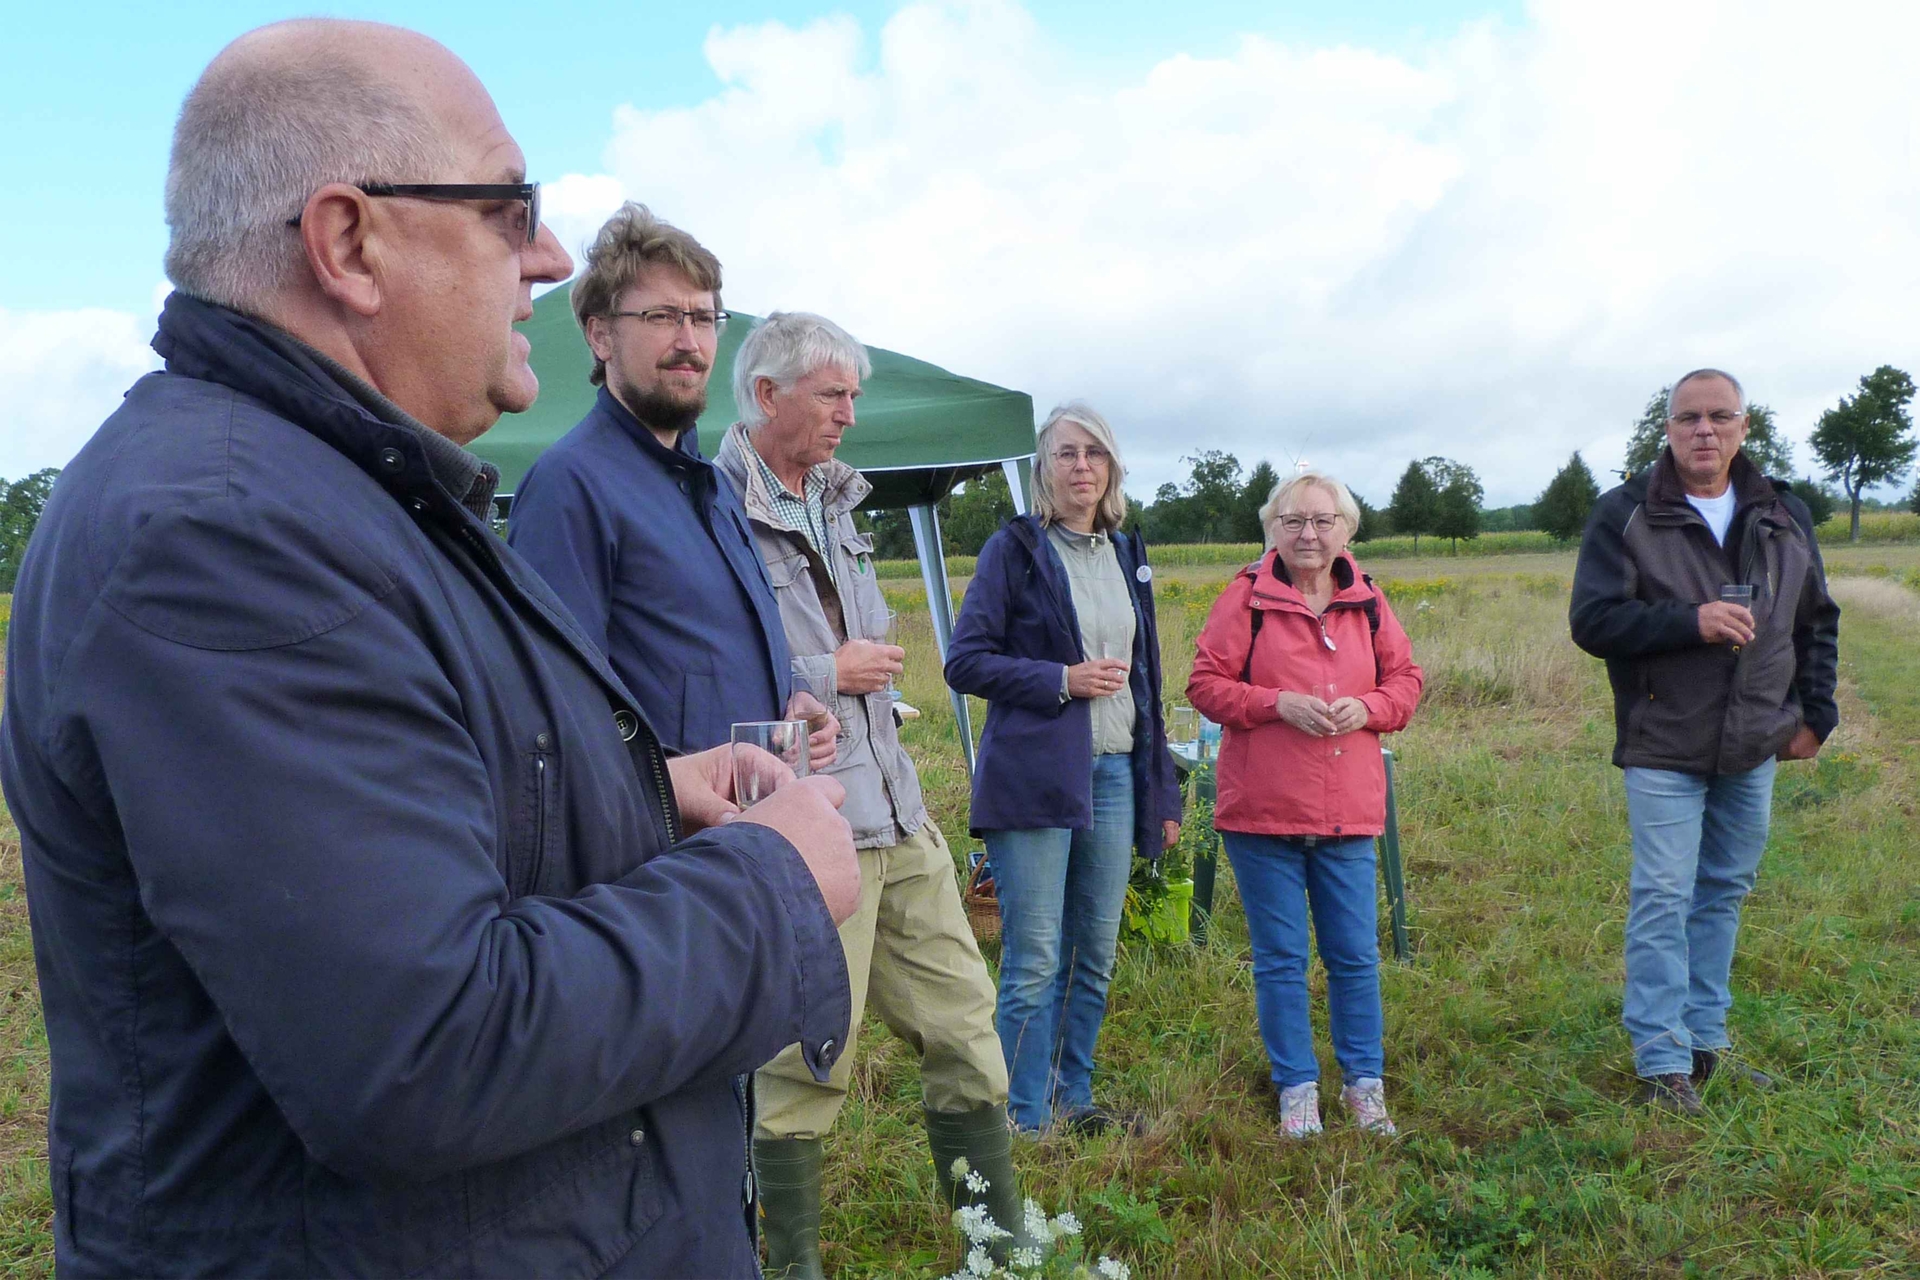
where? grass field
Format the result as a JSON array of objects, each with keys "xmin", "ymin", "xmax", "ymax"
[{"xmin": 1, "ymin": 551, "xmax": 1918, "ymax": 1276}]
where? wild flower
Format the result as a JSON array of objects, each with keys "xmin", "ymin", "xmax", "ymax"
[{"xmin": 940, "ymin": 1170, "xmax": 1137, "ymax": 1280}]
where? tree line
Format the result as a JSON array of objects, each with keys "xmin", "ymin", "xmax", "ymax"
[
  {"xmin": 868, "ymin": 364, "xmax": 1917, "ymax": 557},
  {"xmin": 2, "ymin": 366, "xmax": 1914, "ymax": 581}
]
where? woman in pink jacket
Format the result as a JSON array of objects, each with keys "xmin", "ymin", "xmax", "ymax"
[{"xmin": 1187, "ymin": 471, "xmax": 1423, "ymax": 1139}]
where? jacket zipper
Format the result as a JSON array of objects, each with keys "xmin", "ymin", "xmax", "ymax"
[{"xmin": 527, "ymin": 755, "xmax": 550, "ymax": 895}]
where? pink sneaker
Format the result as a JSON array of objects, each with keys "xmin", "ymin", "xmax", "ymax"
[
  {"xmin": 1340, "ymin": 1078, "xmax": 1397, "ymax": 1136},
  {"xmin": 1278, "ymin": 1082, "xmax": 1322, "ymax": 1139}
]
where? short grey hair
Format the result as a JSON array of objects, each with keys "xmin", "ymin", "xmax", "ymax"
[
  {"xmin": 1668, "ymin": 368, "xmax": 1745, "ymax": 414},
  {"xmin": 1259, "ymin": 470, "xmax": 1362, "ymax": 549},
  {"xmin": 1032, "ymin": 401, "xmax": 1129, "ymax": 534},
  {"xmin": 732, "ymin": 311, "xmax": 872, "ymax": 429},
  {"xmin": 163, "ymin": 24, "xmax": 456, "ymax": 314}
]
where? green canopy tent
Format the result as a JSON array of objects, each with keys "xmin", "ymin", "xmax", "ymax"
[{"xmin": 474, "ymin": 288, "xmax": 1039, "ymax": 772}]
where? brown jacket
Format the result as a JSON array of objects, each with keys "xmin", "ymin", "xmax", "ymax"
[{"xmin": 1569, "ymin": 448, "xmax": 1840, "ymax": 775}]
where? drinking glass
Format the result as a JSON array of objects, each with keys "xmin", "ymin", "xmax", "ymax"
[
  {"xmin": 1101, "ymin": 639, "xmax": 1131, "ymax": 702},
  {"xmin": 731, "ymin": 719, "xmax": 809, "ymax": 808},
  {"xmin": 1720, "ymin": 584, "xmax": 1754, "ymax": 653},
  {"xmin": 1169, "ymin": 705, "xmax": 1200, "ymax": 746},
  {"xmin": 872, "ymin": 604, "xmax": 902, "ymax": 701},
  {"xmin": 788, "ymin": 669, "xmax": 834, "ymax": 735}
]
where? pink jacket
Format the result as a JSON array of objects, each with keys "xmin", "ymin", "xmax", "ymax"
[{"xmin": 1187, "ymin": 550, "xmax": 1424, "ymax": 837}]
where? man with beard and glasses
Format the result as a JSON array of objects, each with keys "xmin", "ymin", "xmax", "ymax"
[{"xmin": 510, "ymin": 203, "xmax": 835, "ymax": 765}]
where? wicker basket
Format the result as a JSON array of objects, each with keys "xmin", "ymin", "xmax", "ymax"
[{"xmin": 962, "ymin": 857, "xmax": 1001, "ymax": 943}]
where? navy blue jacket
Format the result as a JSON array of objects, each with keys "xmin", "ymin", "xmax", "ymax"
[
  {"xmin": 945, "ymin": 515, "xmax": 1182, "ymax": 854},
  {"xmin": 508, "ymin": 388, "xmax": 792, "ymax": 753},
  {"xmin": 0, "ymin": 294, "xmax": 850, "ymax": 1277}
]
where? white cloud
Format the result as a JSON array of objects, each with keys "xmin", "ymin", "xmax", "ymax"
[
  {"xmin": 0, "ymin": 301, "xmax": 161, "ymax": 480},
  {"xmin": 574, "ymin": 0, "xmax": 1920, "ymax": 503},
  {"xmin": 13, "ymin": 1, "xmax": 1918, "ymax": 506}
]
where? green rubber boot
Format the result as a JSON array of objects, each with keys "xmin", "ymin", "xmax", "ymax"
[
  {"xmin": 753, "ymin": 1137, "xmax": 826, "ymax": 1280},
  {"xmin": 924, "ymin": 1103, "xmax": 1040, "ymax": 1261}
]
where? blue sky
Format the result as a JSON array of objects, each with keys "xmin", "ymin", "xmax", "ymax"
[
  {"xmin": 5, "ymin": 2, "xmax": 1915, "ymax": 504},
  {"xmin": 7, "ymin": 0, "xmax": 1518, "ymax": 316}
]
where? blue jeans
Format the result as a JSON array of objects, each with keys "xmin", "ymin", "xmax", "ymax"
[
  {"xmin": 986, "ymin": 754, "xmax": 1135, "ymax": 1131},
  {"xmin": 1622, "ymin": 760, "xmax": 1776, "ymax": 1078},
  {"xmin": 1222, "ymin": 832, "xmax": 1383, "ymax": 1088}
]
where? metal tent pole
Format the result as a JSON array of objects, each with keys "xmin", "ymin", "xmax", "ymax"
[
  {"xmin": 1379, "ymin": 747, "xmax": 1411, "ymax": 961},
  {"xmin": 907, "ymin": 502, "xmax": 973, "ymax": 776}
]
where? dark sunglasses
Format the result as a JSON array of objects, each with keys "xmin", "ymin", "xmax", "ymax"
[{"xmin": 286, "ymin": 182, "xmax": 541, "ymax": 244}]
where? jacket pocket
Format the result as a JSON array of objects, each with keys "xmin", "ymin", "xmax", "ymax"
[
  {"xmin": 838, "ymin": 530, "xmax": 876, "ymax": 580},
  {"xmin": 765, "ymin": 551, "xmax": 810, "ymax": 591}
]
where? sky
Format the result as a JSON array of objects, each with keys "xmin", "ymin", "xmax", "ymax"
[{"xmin": 5, "ymin": 0, "xmax": 1918, "ymax": 507}]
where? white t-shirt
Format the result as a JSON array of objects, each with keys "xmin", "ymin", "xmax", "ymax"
[{"xmin": 1685, "ymin": 487, "xmax": 1737, "ymax": 546}]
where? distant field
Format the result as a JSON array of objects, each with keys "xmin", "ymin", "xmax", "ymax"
[
  {"xmin": 2, "ymin": 560, "xmax": 1918, "ymax": 1275},
  {"xmin": 875, "ymin": 510, "xmax": 1920, "ymax": 583}
]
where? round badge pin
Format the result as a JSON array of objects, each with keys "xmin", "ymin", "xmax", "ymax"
[{"xmin": 1136, "ymin": 564, "xmax": 1152, "ymax": 583}]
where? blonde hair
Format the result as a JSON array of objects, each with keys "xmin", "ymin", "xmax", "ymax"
[
  {"xmin": 570, "ymin": 203, "xmax": 723, "ymax": 386},
  {"xmin": 1032, "ymin": 401, "xmax": 1129, "ymax": 534},
  {"xmin": 1259, "ymin": 470, "xmax": 1361, "ymax": 549}
]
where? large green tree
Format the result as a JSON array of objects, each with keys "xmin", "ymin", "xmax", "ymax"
[
  {"xmin": 1236, "ymin": 460, "xmax": 1279, "ymax": 543},
  {"xmin": 1809, "ymin": 365, "xmax": 1917, "ymax": 542},
  {"xmin": 1622, "ymin": 388, "xmax": 1794, "ymax": 477},
  {"xmin": 1425, "ymin": 457, "xmax": 1484, "ymax": 551},
  {"xmin": 1385, "ymin": 460, "xmax": 1439, "ymax": 552},
  {"xmin": 0, "ymin": 468, "xmax": 60, "ymax": 592},
  {"xmin": 1534, "ymin": 451, "xmax": 1600, "ymax": 543},
  {"xmin": 1350, "ymin": 492, "xmax": 1379, "ymax": 543},
  {"xmin": 940, "ymin": 468, "xmax": 1015, "ymax": 556},
  {"xmin": 1139, "ymin": 450, "xmax": 1246, "ymax": 543}
]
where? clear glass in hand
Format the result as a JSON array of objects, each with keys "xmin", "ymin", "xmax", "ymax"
[
  {"xmin": 731, "ymin": 719, "xmax": 809, "ymax": 808},
  {"xmin": 788, "ymin": 668, "xmax": 833, "ymax": 735},
  {"xmin": 1720, "ymin": 584, "xmax": 1754, "ymax": 653},
  {"xmin": 1101, "ymin": 639, "xmax": 1131, "ymax": 702},
  {"xmin": 872, "ymin": 604, "xmax": 902, "ymax": 701}
]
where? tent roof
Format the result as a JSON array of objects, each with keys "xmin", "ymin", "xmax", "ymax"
[{"xmin": 474, "ymin": 288, "xmax": 1036, "ymax": 510}]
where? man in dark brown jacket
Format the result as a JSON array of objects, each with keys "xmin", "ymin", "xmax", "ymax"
[{"xmin": 1571, "ymin": 368, "xmax": 1839, "ymax": 1115}]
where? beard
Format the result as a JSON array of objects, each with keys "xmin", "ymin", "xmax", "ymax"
[{"xmin": 613, "ymin": 366, "xmax": 708, "ymax": 438}]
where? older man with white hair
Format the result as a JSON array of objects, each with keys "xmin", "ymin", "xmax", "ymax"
[
  {"xmin": 0, "ymin": 21, "xmax": 859, "ymax": 1277},
  {"xmin": 714, "ymin": 312, "xmax": 1031, "ymax": 1277}
]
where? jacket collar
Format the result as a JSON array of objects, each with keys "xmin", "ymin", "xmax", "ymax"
[
  {"xmin": 593, "ymin": 386, "xmax": 712, "ymax": 468},
  {"xmin": 1645, "ymin": 446, "xmax": 1780, "ymax": 520},
  {"xmin": 152, "ymin": 291, "xmax": 477, "ymax": 512},
  {"xmin": 1250, "ymin": 548, "xmax": 1368, "ymax": 610},
  {"xmin": 713, "ymin": 421, "xmax": 872, "ymax": 531}
]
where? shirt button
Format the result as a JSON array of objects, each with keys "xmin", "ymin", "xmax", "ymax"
[
  {"xmin": 613, "ymin": 710, "xmax": 639, "ymax": 741},
  {"xmin": 535, "ymin": 732, "xmax": 552, "ymax": 750},
  {"xmin": 628, "ymin": 1128, "xmax": 646, "ymax": 1147},
  {"xmin": 377, "ymin": 447, "xmax": 406, "ymax": 474}
]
